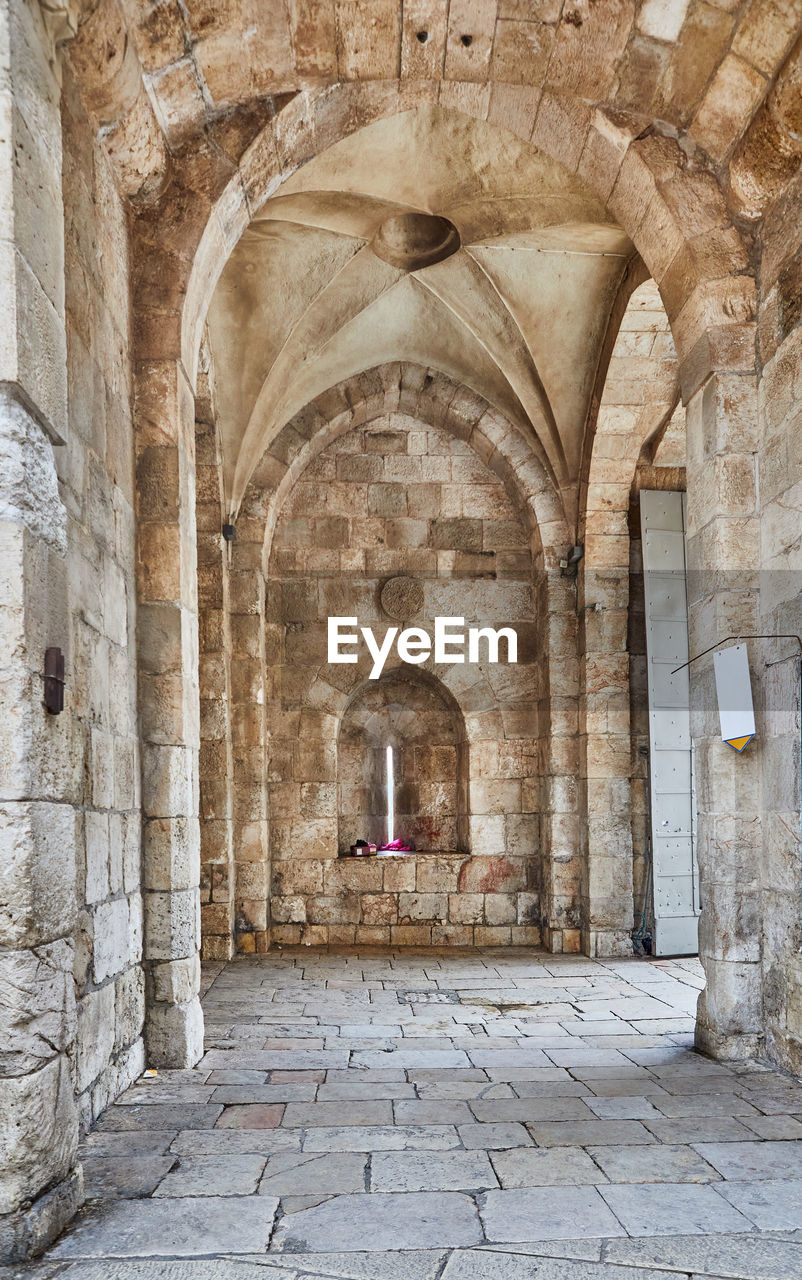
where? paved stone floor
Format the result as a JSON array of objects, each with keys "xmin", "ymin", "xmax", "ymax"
[{"xmin": 7, "ymin": 947, "xmax": 802, "ymax": 1279}]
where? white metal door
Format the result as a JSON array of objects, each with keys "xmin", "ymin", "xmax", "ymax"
[{"xmin": 640, "ymin": 490, "xmax": 699, "ymax": 956}]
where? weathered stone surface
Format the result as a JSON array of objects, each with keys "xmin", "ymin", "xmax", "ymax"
[
  {"xmin": 259, "ymin": 1151, "xmax": 368, "ymax": 1198},
  {"xmin": 441, "ymin": 1253, "xmax": 655, "ymax": 1279},
  {"xmin": 40, "ymin": 1265, "xmax": 297, "ymax": 1280},
  {"xmin": 76, "ymin": 985, "xmax": 116, "ymax": 1094},
  {"xmin": 273, "ymin": 1191, "xmax": 483, "ymax": 1252},
  {"xmin": 97, "ymin": 1103, "xmax": 222, "ymax": 1132},
  {"xmin": 170, "ymin": 1110, "xmax": 297, "ymax": 1153},
  {"xmin": 0, "ymin": 803, "xmax": 77, "ymax": 948},
  {"xmin": 605, "ymin": 1230, "xmax": 802, "ymax": 1280},
  {"xmin": 598, "ymin": 1181, "xmax": 751, "ymax": 1236},
  {"xmin": 715, "ymin": 1177, "xmax": 802, "ymax": 1230},
  {"xmin": 380, "ymin": 576, "xmax": 425, "ymax": 620},
  {"xmin": 480, "ymin": 1186, "xmax": 625, "ymax": 1242},
  {"xmin": 693, "ymin": 1139, "xmax": 802, "ymax": 1180},
  {"xmin": 145, "ymin": 995, "xmax": 204, "ymax": 1069},
  {"xmin": 490, "ymin": 1146, "xmax": 602, "ymax": 1187},
  {"xmin": 0, "ymin": 941, "xmax": 75, "ymax": 1075},
  {"xmin": 216, "ymin": 1104, "xmax": 284, "ymax": 1130},
  {"xmin": 153, "ymin": 1154, "xmax": 265, "ymax": 1196},
  {"xmin": 18, "ymin": 949, "xmax": 802, "ymax": 1268},
  {"xmin": 0, "ymin": 1056, "xmax": 78, "ymax": 1215},
  {"xmin": 50, "ymin": 1196, "xmax": 279, "ymax": 1257},
  {"xmin": 370, "ymin": 1150, "xmax": 497, "ymax": 1191},
  {"xmin": 0, "ymin": 1164, "xmax": 84, "ymax": 1265},
  {"xmin": 457, "ymin": 1123, "xmax": 533, "ymax": 1150},
  {"xmin": 587, "ymin": 1143, "xmax": 719, "ymax": 1184},
  {"xmin": 81, "ymin": 1155, "xmax": 177, "ymax": 1200},
  {"xmin": 303, "ymin": 1125, "xmax": 461, "ymax": 1153}
]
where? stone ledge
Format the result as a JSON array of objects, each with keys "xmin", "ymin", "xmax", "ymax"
[
  {"xmin": 341, "ymin": 849, "xmax": 468, "ymax": 859},
  {"xmin": 0, "ymin": 1163, "xmax": 83, "ymax": 1263},
  {"xmin": 0, "ymin": 379, "xmax": 65, "ymax": 447}
]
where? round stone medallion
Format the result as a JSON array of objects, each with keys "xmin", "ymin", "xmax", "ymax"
[{"xmin": 381, "ymin": 576, "xmax": 424, "ymax": 620}]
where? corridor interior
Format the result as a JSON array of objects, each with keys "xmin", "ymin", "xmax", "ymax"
[
  {"xmin": 22, "ymin": 947, "xmax": 802, "ymax": 1279},
  {"xmin": 4, "ymin": 0, "xmax": 802, "ymax": 1271}
]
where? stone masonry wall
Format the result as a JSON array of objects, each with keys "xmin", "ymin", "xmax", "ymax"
[
  {"xmin": 264, "ymin": 413, "xmax": 543, "ymax": 948},
  {"xmin": 59, "ymin": 68, "xmax": 144, "ymax": 1127}
]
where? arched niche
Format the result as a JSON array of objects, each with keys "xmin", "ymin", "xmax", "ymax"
[{"xmin": 338, "ymin": 668, "xmax": 469, "ymax": 856}]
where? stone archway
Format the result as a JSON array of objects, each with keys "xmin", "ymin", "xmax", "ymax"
[
  {"xmin": 132, "ymin": 81, "xmax": 760, "ymax": 1061},
  {"xmin": 252, "ymin": 395, "xmax": 548, "ymax": 952},
  {"xmin": 6, "ymin": 1, "xmax": 802, "ymax": 1261}
]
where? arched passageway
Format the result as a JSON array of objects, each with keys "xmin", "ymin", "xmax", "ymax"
[{"xmin": 3, "ymin": 3, "xmax": 802, "ymax": 1261}]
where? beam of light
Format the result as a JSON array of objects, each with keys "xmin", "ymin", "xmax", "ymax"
[{"xmin": 386, "ymin": 744, "xmax": 394, "ymax": 845}]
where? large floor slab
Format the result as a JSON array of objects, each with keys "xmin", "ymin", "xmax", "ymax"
[{"xmin": 272, "ymin": 1191, "xmax": 484, "ymax": 1251}]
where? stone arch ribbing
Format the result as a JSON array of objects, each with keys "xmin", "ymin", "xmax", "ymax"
[
  {"xmin": 241, "ymin": 365, "xmax": 569, "ymax": 571},
  {"xmin": 181, "ymin": 86, "xmax": 755, "ymax": 403}
]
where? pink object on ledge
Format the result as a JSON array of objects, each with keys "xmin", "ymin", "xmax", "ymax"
[{"xmin": 379, "ymin": 838, "xmax": 413, "ymax": 852}]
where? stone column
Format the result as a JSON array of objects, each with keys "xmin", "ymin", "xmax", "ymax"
[
  {"xmin": 540, "ymin": 569, "xmax": 582, "ymax": 953},
  {"xmin": 229, "ymin": 532, "xmax": 269, "ymax": 953},
  {"xmin": 134, "ymin": 358, "xmax": 204, "ymax": 1065},
  {"xmin": 196, "ymin": 399, "xmax": 235, "ymax": 961},
  {"xmin": 578, "ymin": 543, "xmax": 635, "ymax": 957},
  {"xmin": 686, "ymin": 370, "xmax": 762, "ymax": 1059},
  {"xmin": 0, "ymin": 0, "xmax": 84, "ymax": 1259}
]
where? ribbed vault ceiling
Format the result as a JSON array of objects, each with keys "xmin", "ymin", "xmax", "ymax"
[{"xmin": 205, "ymin": 107, "xmax": 634, "ymax": 516}]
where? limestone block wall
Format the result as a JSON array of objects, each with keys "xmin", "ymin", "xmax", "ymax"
[
  {"xmin": 264, "ymin": 413, "xmax": 543, "ymax": 948},
  {"xmin": 272, "ymin": 852, "xmax": 541, "ymax": 948},
  {"xmin": 59, "ymin": 69, "xmax": 144, "ymax": 1127},
  {"xmin": 0, "ymin": 3, "xmax": 84, "ymax": 1254}
]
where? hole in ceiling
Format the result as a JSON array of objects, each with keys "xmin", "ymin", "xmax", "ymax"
[
  {"xmin": 372, "ymin": 211, "xmax": 461, "ymax": 272},
  {"xmin": 461, "ymin": 33, "xmax": 473, "ymax": 46},
  {"xmin": 416, "ymin": 29, "xmax": 428, "ymax": 42}
]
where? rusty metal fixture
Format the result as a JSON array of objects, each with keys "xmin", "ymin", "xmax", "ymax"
[{"xmin": 43, "ymin": 648, "xmax": 65, "ymax": 715}]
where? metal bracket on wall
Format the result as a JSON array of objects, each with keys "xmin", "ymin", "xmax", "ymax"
[
  {"xmin": 673, "ymin": 635, "xmax": 802, "ymax": 773},
  {"xmin": 43, "ymin": 646, "xmax": 65, "ymax": 714},
  {"xmin": 672, "ymin": 634, "xmax": 802, "ymax": 675}
]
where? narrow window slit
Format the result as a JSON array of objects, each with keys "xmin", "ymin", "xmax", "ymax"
[{"xmin": 386, "ymin": 744, "xmax": 394, "ymax": 846}]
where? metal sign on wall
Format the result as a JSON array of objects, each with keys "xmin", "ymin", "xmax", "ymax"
[
  {"xmin": 713, "ymin": 643, "xmax": 755, "ymax": 752},
  {"xmin": 640, "ymin": 491, "xmax": 699, "ymax": 958}
]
